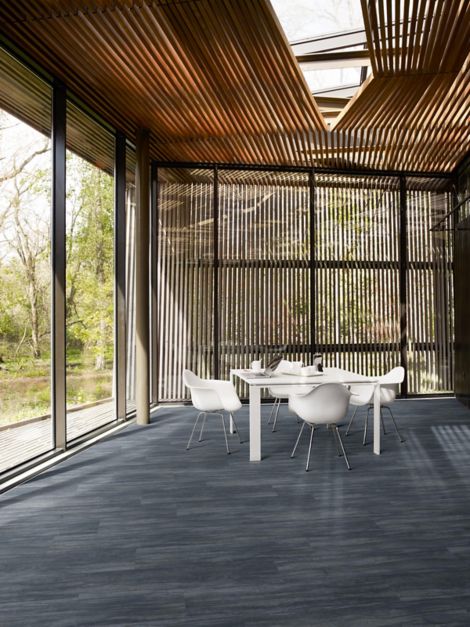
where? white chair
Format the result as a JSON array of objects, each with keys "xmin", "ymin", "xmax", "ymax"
[
  {"xmin": 267, "ymin": 360, "xmax": 312, "ymax": 432},
  {"xmin": 288, "ymin": 383, "xmax": 352, "ymax": 471},
  {"xmin": 345, "ymin": 366, "xmax": 405, "ymax": 445},
  {"xmin": 183, "ymin": 369, "xmax": 243, "ymax": 454},
  {"xmin": 268, "ymin": 385, "xmax": 314, "ymax": 432}
]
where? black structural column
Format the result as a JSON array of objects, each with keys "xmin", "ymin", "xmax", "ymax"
[
  {"xmin": 150, "ymin": 162, "xmax": 159, "ymax": 405},
  {"xmin": 52, "ymin": 79, "xmax": 67, "ymax": 449},
  {"xmin": 399, "ymin": 175, "xmax": 408, "ymax": 396},
  {"xmin": 135, "ymin": 129, "xmax": 150, "ymax": 425},
  {"xmin": 114, "ymin": 132, "xmax": 127, "ymax": 421},
  {"xmin": 213, "ymin": 166, "xmax": 220, "ymax": 379},
  {"xmin": 309, "ymin": 169, "xmax": 316, "ymax": 361}
]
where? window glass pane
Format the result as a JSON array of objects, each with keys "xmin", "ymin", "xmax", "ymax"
[
  {"xmin": 0, "ymin": 47, "xmax": 53, "ymax": 473},
  {"xmin": 157, "ymin": 168, "xmax": 214, "ymax": 401},
  {"xmin": 126, "ymin": 145, "xmax": 136, "ymax": 413},
  {"xmin": 66, "ymin": 102, "xmax": 115, "ymax": 441}
]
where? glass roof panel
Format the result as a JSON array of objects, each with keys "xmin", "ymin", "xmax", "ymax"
[
  {"xmin": 303, "ymin": 67, "xmax": 362, "ymax": 92},
  {"xmin": 271, "ymin": 0, "xmax": 364, "ymax": 43}
]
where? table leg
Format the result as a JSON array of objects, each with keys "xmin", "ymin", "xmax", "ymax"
[
  {"xmin": 373, "ymin": 382, "xmax": 381, "ymax": 455},
  {"xmin": 249, "ymin": 386, "xmax": 261, "ymax": 461},
  {"xmin": 229, "ymin": 369, "xmax": 235, "ymax": 434}
]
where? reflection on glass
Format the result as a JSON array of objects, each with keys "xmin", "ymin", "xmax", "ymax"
[{"xmin": 66, "ymin": 103, "xmax": 115, "ymax": 441}]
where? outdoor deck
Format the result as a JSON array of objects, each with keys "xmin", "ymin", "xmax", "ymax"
[{"xmin": 0, "ymin": 401, "xmax": 115, "ymax": 474}]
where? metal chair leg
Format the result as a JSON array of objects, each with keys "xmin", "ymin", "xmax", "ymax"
[
  {"xmin": 305, "ymin": 425, "xmax": 315, "ymax": 472},
  {"xmin": 291, "ymin": 421, "xmax": 306, "ymax": 458},
  {"xmin": 330, "ymin": 424, "xmax": 342, "ymax": 456},
  {"xmin": 187, "ymin": 412, "xmax": 202, "ymax": 450},
  {"xmin": 363, "ymin": 407, "xmax": 370, "ymax": 446},
  {"xmin": 335, "ymin": 426, "xmax": 351, "ymax": 470},
  {"xmin": 345, "ymin": 406, "xmax": 358, "ymax": 436},
  {"xmin": 384, "ymin": 405, "xmax": 405, "ymax": 442},
  {"xmin": 220, "ymin": 413, "xmax": 231, "ymax": 454},
  {"xmin": 229, "ymin": 412, "xmax": 243, "ymax": 444},
  {"xmin": 267, "ymin": 398, "xmax": 279, "ymax": 424},
  {"xmin": 380, "ymin": 407, "xmax": 387, "ymax": 435},
  {"xmin": 198, "ymin": 412, "xmax": 207, "ymax": 442},
  {"xmin": 272, "ymin": 399, "xmax": 281, "ymax": 432}
]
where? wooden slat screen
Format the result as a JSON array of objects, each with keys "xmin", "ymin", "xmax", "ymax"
[
  {"xmin": 406, "ymin": 179, "xmax": 454, "ymax": 393},
  {"xmin": 315, "ymin": 174, "xmax": 401, "ymax": 377},
  {"xmin": 157, "ymin": 169, "xmax": 214, "ymax": 401},
  {"xmin": 218, "ymin": 170, "xmax": 310, "ymax": 399},
  {"xmin": 156, "ymin": 167, "xmax": 454, "ymax": 401}
]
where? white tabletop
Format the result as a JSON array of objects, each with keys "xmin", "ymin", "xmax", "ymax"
[{"xmin": 231, "ymin": 368, "xmax": 378, "ymax": 387}]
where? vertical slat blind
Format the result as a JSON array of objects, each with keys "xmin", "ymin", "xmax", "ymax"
[
  {"xmin": 406, "ymin": 178, "xmax": 453, "ymax": 393},
  {"xmin": 158, "ymin": 170, "xmax": 214, "ymax": 401},
  {"xmin": 156, "ymin": 167, "xmax": 453, "ymax": 401},
  {"xmin": 218, "ymin": 170, "xmax": 310, "ymax": 399},
  {"xmin": 315, "ymin": 175, "xmax": 401, "ymax": 377}
]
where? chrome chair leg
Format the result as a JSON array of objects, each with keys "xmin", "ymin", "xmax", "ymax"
[
  {"xmin": 383, "ymin": 405, "xmax": 405, "ymax": 442},
  {"xmin": 291, "ymin": 421, "xmax": 306, "ymax": 458},
  {"xmin": 186, "ymin": 412, "xmax": 203, "ymax": 450},
  {"xmin": 363, "ymin": 407, "xmax": 370, "ymax": 445},
  {"xmin": 272, "ymin": 400, "xmax": 281, "ymax": 432},
  {"xmin": 229, "ymin": 412, "xmax": 244, "ymax": 444},
  {"xmin": 335, "ymin": 426, "xmax": 351, "ymax": 470},
  {"xmin": 305, "ymin": 425, "xmax": 315, "ymax": 472},
  {"xmin": 267, "ymin": 398, "xmax": 279, "ymax": 424},
  {"xmin": 380, "ymin": 407, "xmax": 387, "ymax": 435},
  {"xmin": 198, "ymin": 412, "xmax": 207, "ymax": 442},
  {"xmin": 330, "ymin": 424, "xmax": 342, "ymax": 456},
  {"xmin": 345, "ymin": 406, "xmax": 358, "ymax": 436},
  {"xmin": 220, "ymin": 413, "xmax": 231, "ymax": 454}
]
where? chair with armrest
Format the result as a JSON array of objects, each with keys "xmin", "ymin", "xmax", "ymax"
[
  {"xmin": 267, "ymin": 360, "xmax": 313, "ymax": 432},
  {"xmin": 183, "ymin": 369, "xmax": 243, "ymax": 454},
  {"xmin": 288, "ymin": 383, "xmax": 352, "ymax": 471},
  {"xmin": 345, "ymin": 366, "xmax": 405, "ymax": 445}
]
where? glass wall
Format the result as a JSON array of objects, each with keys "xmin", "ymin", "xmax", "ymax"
[
  {"xmin": 406, "ymin": 177, "xmax": 454, "ymax": 393},
  {"xmin": 157, "ymin": 168, "xmax": 214, "ymax": 401},
  {"xmin": 156, "ymin": 167, "xmax": 454, "ymax": 400},
  {"xmin": 65, "ymin": 102, "xmax": 115, "ymax": 441},
  {"xmin": 315, "ymin": 174, "xmax": 401, "ymax": 376},
  {"xmin": 218, "ymin": 169, "xmax": 310, "ymax": 399},
  {"xmin": 0, "ymin": 48, "xmax": 53, "ymax": 473},
  {"xmin": 125, "ymin": 145, "xmax": 136, "ymax": 413}
]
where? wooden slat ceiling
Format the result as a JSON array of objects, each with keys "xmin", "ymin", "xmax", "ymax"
[
  {"xmin": 0, "ymin": 0, "xmax": 468, "ymax": 173},
  {"xmin": 333, "ymin": 0, "xmax": 470, "ymax": 172}
]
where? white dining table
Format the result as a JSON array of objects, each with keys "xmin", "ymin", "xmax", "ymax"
[{"xmin": 230, "ymin": 368, "xmax": 381, "ymax": 462}]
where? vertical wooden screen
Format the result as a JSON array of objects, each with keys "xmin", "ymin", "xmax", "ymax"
[
  {"xmin": 218, "ymin": 170, "xmax": 310, "ymax": 398},
  {"xmin": 156, "ymin": 166, "xmax": 453, "ymax": 401},
  {"xmin": 157, "ymin": 169, "xmax": 214, "ymax": 401},
  {"xmin": 406, "ymin": 177, "xmax": 454, "ymax": 393},
  {"xmin": 315, "ymin": 175, "xmax": 401, "ymax": 376}
]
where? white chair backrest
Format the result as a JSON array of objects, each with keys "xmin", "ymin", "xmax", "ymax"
[
  {"xmin": 183, "ymin": 369, "xmax": 203, "ymax": 388},
  {"xmin": 276, "ymin": 359, "xmax": 303, "ymax": 376},
  {"xmin": 378, "ymin": 366, "xmax": 405, "ymax": 404},
  {"xmin": 183, "ymin": 369, "xmax": 222, "ymax": 412},
  {"xmin": 289, "ymin": 383, "xmax": 350, "ymax": 425},
  {"xmin": 379, "ymin": 366, "xmax": 405, "ymax": 385},
  {"xmin": 182, "ymin": 369, "xmax": 242, "ymax": 413}
]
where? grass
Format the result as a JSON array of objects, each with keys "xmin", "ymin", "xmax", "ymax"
[{"xmin": 0, "ymin": 345, "xmax": 113, "ymax": 427}]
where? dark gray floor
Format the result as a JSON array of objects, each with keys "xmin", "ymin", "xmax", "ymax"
[{"xmin": 1, "ymin": 399, "xmax": 470, "ymax": 627}]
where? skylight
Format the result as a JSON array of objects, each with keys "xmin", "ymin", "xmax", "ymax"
[
  {"xmin": 271, "ymin": 0, "xmax": 364, "ymax": 42},
  {"xmin": 271, "ymin": 0, "xmax": 368, "ymax": 125}
]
